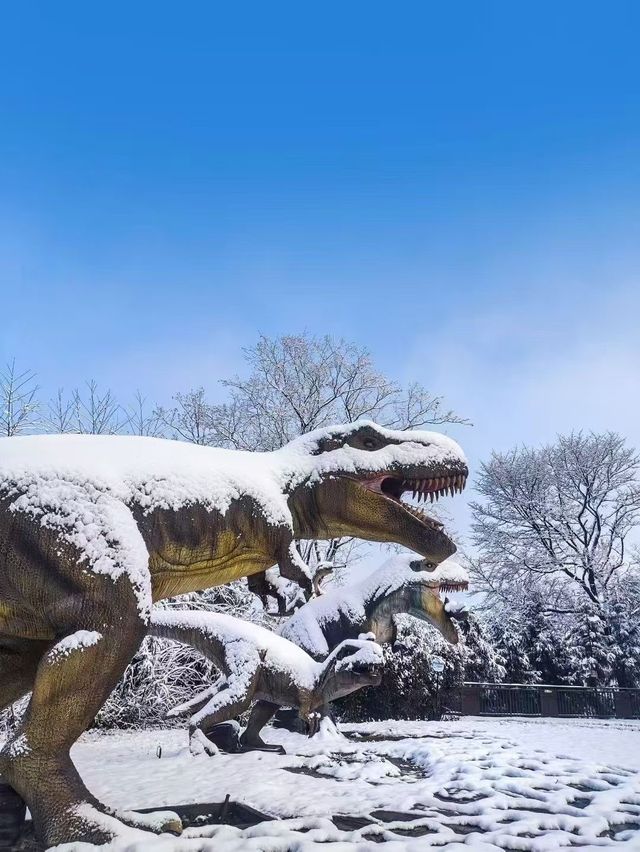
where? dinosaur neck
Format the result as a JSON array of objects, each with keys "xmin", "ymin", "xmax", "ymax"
[
  {"xmin": 363, "ymin": 585, "xmax": 413, "ymax": 644},
  {"xmin": 313, "ymin": 658, "xmax": 347, "ymax": 707}
]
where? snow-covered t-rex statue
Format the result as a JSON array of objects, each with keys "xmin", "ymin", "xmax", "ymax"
[
  {"xmin": 280, "ymin": 553, "xmax": 470, "ymax": 659},
  {"xmin": 149, "ymin": 610, "xmax": 383, "ymax": 756},
  {"xmin": 0, "ymin": 420, "xmax": 467, "ymax": 847}
]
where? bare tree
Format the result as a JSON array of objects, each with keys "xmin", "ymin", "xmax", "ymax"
[
  {"xmin": 470, "ymin": 432, "xmax": 640, "ymax": 615},
  {"xmin": 125, "ymin": 391, "xmax": 165, "ymax": 437},
  {"xmin": 0, "ymin": 359, "xmax": 40, "ymax": 436},
  {"xmin": 44, "ymin": 388, "xmax": 76, "ymax": 433},
  {"xmin": 154, "ymin": 388, "xmax": 217, "ymax": 445},
  {"xmin": 45, "ymin": 381, "xmax": 125, "ymax": 434},
  {"xmin": 207, "ymin": 334, "xmax": 468, "ymax": 451}
]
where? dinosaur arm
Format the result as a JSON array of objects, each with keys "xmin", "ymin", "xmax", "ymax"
[
  {"xmin": 166, "ymin": 678, "xmax": 224, "ymax": 718},
  {"xmin": 277, "ymin": 542, "xmax": 313, "ymax": 594},
  {"xmin": 248, "ymin": 541, "xmax": 312, "ymax": 613}
]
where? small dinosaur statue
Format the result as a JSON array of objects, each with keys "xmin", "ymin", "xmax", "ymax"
[
  {"xmin": 161, "ymin": 554, "xmax": 469, "ymax": 747},
  {"xmin": 149, "ymin": 610, "xmax": 383, "ymax": 755},
  {"xmin": 0, "ymin": 420, "xmax": 466, "ymax": 847}
]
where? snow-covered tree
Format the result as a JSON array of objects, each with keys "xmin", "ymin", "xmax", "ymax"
[
  {"xmin": 337, "ymin": 617, "xmax": 464, "ymax": 721},
  {"xmin": 563, "ymin": 608, "xmax": 616, "ymax": 687},
  {"xmin": 459, "ymin": 613, "xmax": 506, "ymax": 683},
  {"xmin": 471, "ymin": 432, "xmax": 640, "ymax": 618},
  {"xmin": 607, "ymin": 571, "xmax": 640, "ymax": 687},
  {"xmin": 488, "ymin": 611, "xmax": 540, "ymax": 684}
]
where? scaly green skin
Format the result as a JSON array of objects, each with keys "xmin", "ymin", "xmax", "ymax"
[{"xmin": 0, "ymin": 422, "xmax": 467, "ymax": 848}]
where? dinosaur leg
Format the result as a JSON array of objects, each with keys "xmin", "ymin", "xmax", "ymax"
[
  {"xmin": 0, "ymin": 641, "xmax": 47, "ymax": 848},
  {"xmin": 247, "ymin": 571, "xmax": 292, "ymax": 613},
  {"xmin": 189, "ymin": 668, "xmax": 259, "ymax": 757},
  {"xmin": 0, "ymin": 596, "xmax": 180, "ymax": 846},
  {"xmin": 238, "ymin": 701, "xmax": 285, "ymax": 754}
]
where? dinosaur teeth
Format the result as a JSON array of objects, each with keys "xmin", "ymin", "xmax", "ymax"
[
  {"xmin": 439, "ymin": 581, "xmax": 469, "ymax": 593},
  {"xmin": 400, "ymin": 473, "xmax": 468, "ymax": 497}
]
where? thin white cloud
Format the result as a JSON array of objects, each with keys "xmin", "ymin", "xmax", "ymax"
[{"xmin": 404, "ymin": 280, "xmax": 640, "ymax": 543}]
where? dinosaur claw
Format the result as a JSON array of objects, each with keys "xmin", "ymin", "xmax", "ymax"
[{"xmin": 112, "ymin": 808, "xmax": 183, "ymax": 836}]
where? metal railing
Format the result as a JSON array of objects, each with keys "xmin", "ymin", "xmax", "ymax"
[{"xmin": 455, "ymin": 682, "xmax": 640, "ymax": 719}]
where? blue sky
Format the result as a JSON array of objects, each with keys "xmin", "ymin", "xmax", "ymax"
[{"xmin": 2, "ymin": 2, "xmax": 640, "ymax": 540}]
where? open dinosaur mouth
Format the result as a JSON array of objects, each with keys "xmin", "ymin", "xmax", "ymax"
[
  {"xmin": 432, "ymin": 581, "xmax": 469, "ymax": 594},
  {"xmin": 352, "ymin": 662, "xmax": 381, "ymax": 673},
  {"xmin": 361, "ymin": 472, "xmax": 467, "ymax": 531}
]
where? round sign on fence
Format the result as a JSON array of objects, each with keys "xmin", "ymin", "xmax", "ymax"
[{"xmin": 431, "ymin": 656, "xmax": 445, "ymax": 673}]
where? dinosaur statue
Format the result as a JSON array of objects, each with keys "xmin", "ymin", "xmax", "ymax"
[
  {"xmin": 279, "ymin": 553, "xmax": 470, "ymax": 659},
  {"xmin": 156, "ymin": 554, "xmax": 469, "ymax": 749},
  {"xmin": 149, "ymin": 610, "xmax": 383, "ymax": 756},
  {"xmin": 0, "ymin": 420, "xmax": 467, "ymax": 847}
]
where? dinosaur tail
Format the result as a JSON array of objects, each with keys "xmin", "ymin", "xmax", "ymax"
[{"xmin": 148, "ymin": 611, "xmax": 225, "ymax": 668}]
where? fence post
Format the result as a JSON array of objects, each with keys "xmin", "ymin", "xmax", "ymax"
[
  {"xmin": 539, "ymin": 687, "xmax": 559, "ymax": 716},
  {"xmin": 614, "ymin": 690, "xmax": 632, "ymax": 719},
  {"xmin": 461, "ymin": 684, "xmax": 482, "ymax": 715}
]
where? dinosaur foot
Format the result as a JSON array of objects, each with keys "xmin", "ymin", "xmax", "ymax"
[
  {"xmin": 237, "ymin": 736, "xmax": 286, "ymax": 755},
  {"xmin": 37, "ymin": 801, "xmax": 161, "ymax": 848},
  {"xmin": 0, "ymin": 781, "xmax": 26, "ymax": 847},
  {"xmin": 199, "ymin": 722, "xmax": 241, "ymax": 754},
  {"xmin": 190, "ymin": 729, "xmax": 221, "ymax": 757}
]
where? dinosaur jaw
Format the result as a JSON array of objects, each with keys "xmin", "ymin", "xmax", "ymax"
[
  {"xmin": 362, "ymin": 469, "xmax": 467, "ymax": 526},
  {"xmin": 409, "ymin": 583, "xmax": 468, "ymax": 645},
  {"xmin": 289, "ymin": 461, "xmax": 467, "ymax": 564},
  {"xmin": 349, "ymin": 661, "xmax": 384, "ymax": 686},
  {"xmin": 357, "ymin": 467, "xmax": 468, "ymax": 564}
]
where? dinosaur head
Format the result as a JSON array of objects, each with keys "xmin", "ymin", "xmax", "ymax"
[
  {"xmin": 405, "ymin": 558, "xmax": 469, "ymax": 644},
  {"xmin": 282, "ymin": 421, "xmax": 468, "ymax": 565},
  {"xmin": 318, "ymin": 637, "xmax": 384, "ymax": 703}
]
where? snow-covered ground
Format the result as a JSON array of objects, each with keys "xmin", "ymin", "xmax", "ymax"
[{"xmin": 40, "ymin": 716, "xmax": 640, "ymax": 850}]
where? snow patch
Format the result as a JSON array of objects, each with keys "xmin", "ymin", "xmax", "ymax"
[
  {"xmin": 48, "ymin": 631, "xmax": 104, "ymax": 663},
  {"xmin": 43, "ymin": 717, "xmax": 640, "ymax": 851}
]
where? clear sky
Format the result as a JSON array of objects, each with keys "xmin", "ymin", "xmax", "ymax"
[{"xmin": 2, "ymin": 2, "xmax": 640, "ymax": 542}]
